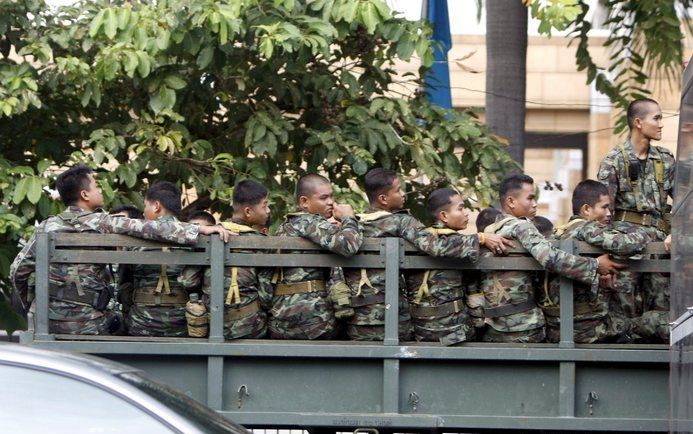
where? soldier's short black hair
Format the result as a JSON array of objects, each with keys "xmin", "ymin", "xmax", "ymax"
[
  {"xmin": 295, "ymin": 174, "xmax": 330, "ymax": 203},
  {"xmin": 427, "ymin": 188, "xmax": 458, "ymax": 220},
  {"xmin": 627, "ymin": 98, "xmax": 659, "ymax": 130},
  {"xmin": 55, "ymin": 165, "xmax": 94, "ymax": 206},
  {"xmin": 110, "ymin": 204, "xmax": 144, "ymax": 220},
  {"xmin": 572, "ymin": 179, "xmax": 609, "ymax": 215},
  {"xmin": 145, "ymin": 181, "xmax": 181, "ymax": 216},
  {"xmin": 364, "ymin": 168, "xmax": 398, "ymax": 203},
  {"xmin": 533, "ymin": 215, "xmax": 554, "ymax": 237},
  {"xmin": 186, "ymin": 210, "xmax": 216, "ymax": 225},
  {"xmin": 499, "ymin": 174, "xmax": 534, "ymax": 201},
  {"xmin": 233, "ymin": 179, "xmax": 268, "ymax": 207},
  {"xmin": 476, "ymin": 207, "xmax": 501, "ymax": 232}
]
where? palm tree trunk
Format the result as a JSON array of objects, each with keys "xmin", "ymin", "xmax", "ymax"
[{"xmin": 485, "ymin": 0, "xmax": 528, "ymax": 167}]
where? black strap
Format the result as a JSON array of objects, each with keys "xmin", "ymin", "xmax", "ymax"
[
  {"xmin": 350, "ymin": 293, "xmax": 385, "ymax": 307},
  {"xmin": 485, "ymin": 297, "xmax": 536, "ymax": 318}
]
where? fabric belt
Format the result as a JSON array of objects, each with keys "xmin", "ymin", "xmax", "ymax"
[
  {"xmin": 133, "ymin": 288, "xmax": 188, "ymax": 306},
  {"xmin": 410, "ymin": 299, "xmax": 464, "ymax": 319},
  {"xmin": 542, "ymin": 302, "xmax": 594, "ymax": 317},
  {"xmin": 484, "ymin": 297, "xmax": 536, "ymax": 318},
  {"xmin": 274, "ymin": 280, "xmax": 326, "ymax": 296},
  {"xmin": 224, "ymin": 300, "xmax": 261, "ymax": 321},
  {"xmin": 350, "ymin": 293, "xmax": 385, "ymax": 307},
  {"xmin": 614, "ymin": 210, "xmax": 670, "ymax": 233}
]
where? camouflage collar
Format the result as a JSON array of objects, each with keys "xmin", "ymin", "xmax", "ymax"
[
  {"xmin": 155, "ymin": 214, "xmax": 178, "ymax": 223},
  {"xmin": 555, "ymin": 217, "xmax": 586, "ymax": 237},
  {"xmin": 426, "ymin": 224, "xmax": 463, "ymax": 235},
  {"xmin": 623, "ymin": 138, "xmax": 661, "ymax": 160},
  {"xmin": 222, "ymin": 220, "xmax": 258, "ymax": 234}
]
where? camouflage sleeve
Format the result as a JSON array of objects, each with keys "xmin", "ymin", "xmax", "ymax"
[
  {"xmin": 256, "ymin": 267, "xmax": 275, "ymax": 309},
  {"xmin": 178, "ymin": 266, "xmax": 204, "ymax": 290},
  {"xmin": 299, "ymin": 215, "xmax": 363, "ymax": 257},
  {"xmin": 8, "ymin": 233, "xmax": 37, "ymax": 304},
  {"xmin": 580, "ymin": 221, "xmax": 648, "ymax": 257},
  {"xmin": 399, "ymin": 215, "xmax": 479, "ymax": 261},
  {"xmin": 598, "ymin": 152, "xmax": 620, "ymax": 211},
  {"xmin": 512, "ymin": 220, "xmax": 598, "ymax": 287},
  {"xmin": 81, "ymin": 213, "xmax": 200, "ymax": 245},
  {"xmin": 662, "ymin": 148, "xmax": 676, "ymax": 199}
]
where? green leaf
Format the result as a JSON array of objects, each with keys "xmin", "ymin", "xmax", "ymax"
[
  {"xmin": 197, "ymin": 46, "xmax": 214, "ymax": 68},
  {"xmin": 164, "ymin": 75, "xmax": 187, "ymax": 90},
  {"xmin": 104, "ymin": 8, "xmax": 118, "ymax": 39},
  {"xmin": 12, "ymin": 178, "xmax": 29, "ymax": 204},
  {"xmin": 360, "ymin": 3, "xmax": 378, "ymax": 34},
  {"xmin": 88, "ymin": 9, "xmax": 106, "ymax": 37},
  {"xmin": 136, "ymin": 51, "xmax": 151, "ymax": 77},
  {"xmin": 26, "ymin": 176, "xmax": 43, "ymax": 204}
]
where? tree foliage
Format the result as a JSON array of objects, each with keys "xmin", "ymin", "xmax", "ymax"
[{"xmin": 0, "ymin": 0, "xmax": 518, "ymax": 330}]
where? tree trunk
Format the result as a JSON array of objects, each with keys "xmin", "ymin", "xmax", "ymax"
[{"xmin": 485, "ymin": 0, "xmax": 528, "ymax": 168}]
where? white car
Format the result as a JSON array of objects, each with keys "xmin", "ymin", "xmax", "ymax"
[{"xmin": 0, "ymin": 343, "xmax": 250, "ymax": 434}]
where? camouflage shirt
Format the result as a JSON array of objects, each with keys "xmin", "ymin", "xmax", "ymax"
[
  {"xmin": 344, "ymin": 210, "xmax": 479, "ymax": 328},
  {"xmin": 9, "ymin": 206, "xmax": 200, "ymax": 334},
  {"xmin": 124, "ymin": 215, "xmax": 192, "ymax": 337},
  {"xmin": 481, "ymin": 214, "xmax": 599, "ymax": 333},
  {"xmin": 598, "ymin": 138, "xmax": 675, "ymax": 219},
  {"xmin": 541, "ymin": 217, "xmax": 648, "ymax": 341},
  {"xmin": 271, "ymin": 212, "xmax": 363, "ymax": 339},
  {"xmin": 179, "ymin": 219, "xmax": 274, "ymax": 339}
]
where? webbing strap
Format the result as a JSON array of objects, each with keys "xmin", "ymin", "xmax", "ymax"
[
  {"xmin": 492, "ymin": 274, "xmax": 511, "ymax": 305},
  {"xmin": 154, "ymin": 247, "xmax": 171, "ymax": 295},
  {"xmin": 65, "ymin": 265, "xmax": 85, "ymax": 297},
  {"xmin": 553, "ymin": 218, "xmax": 584, "ymax": 238},
  {"xmin": 226, "ymin": 266, "xmax": 241, "ymax": 305},
  {"xmin": 541, "ymin": 272, "xmax": 554, "ymax": 307},
  {"xmin": 357, "ymin": 268, "xmax": 375, "ymax": 296},
  {"xmin": 415, "ymin": 270, "xmax": 432, "ymax": 303},
  {"xmin": 652, "ymin": 147, "xmax": 667, "ymax": 210}
]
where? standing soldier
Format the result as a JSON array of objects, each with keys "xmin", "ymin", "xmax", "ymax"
[
  {"xmin": 124, "ymin": 182, "xmax": 194, "ymax": 337},
  {"xmin": 541, "ymin": 180, "xmax": 648, "ymax": 343},
  {"xmin": 180, "ymin": 180, "xmax": 274, "ymax": 339},
  {"xmin": 481, "ymin": 174, "xmax": 626, "ymax": 343},
  {"xmin": 404, "ymin": 188, "xmax": 484, "ymax": 345},
  {"xmin": 343, "ymin": 169, "xmax": 513, "ymax": 342},
  {"xmin": 598, "ymin": 98, "xmax": 675, "ymax": 342},
  {"xmin": 270, "ymin": 174, "xmax": 363, "ymax": 340},
  {"xmin": 9, "ymin": 166, "xmax": 232, "ymax": 335}
]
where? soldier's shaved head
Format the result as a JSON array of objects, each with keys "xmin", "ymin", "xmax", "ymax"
[
  {"xmin": 56, "ymin": 165, "xmax": 95, "ymax": 206},
  {"xmin": 295, "ymin": 174, "xmax": 330, "ymax": 203},
  {"xmin": 627, "ymin": 98, "xmax": 659, "ymax": 130},
  {"xmin": 499, "ymin": 173, "xmax": 534, "ymax": 202},
  {"xmin": 572, "ymin": 179, "xmax": 609, "ymax": 216}
]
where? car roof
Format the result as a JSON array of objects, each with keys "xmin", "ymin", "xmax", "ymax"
[{"xmin": 0, "ymin": 343, "xmax": 141, "ymax": 377}]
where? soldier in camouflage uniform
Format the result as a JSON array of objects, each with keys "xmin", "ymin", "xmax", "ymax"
[
  {"xmin": 598, "ymin": 98, "xmax": 674, "ymax": 343},
  {"xmin": 404, "ymin": 188, "xmax": 495, "ymax": 345},
  {"xmin": 180, "ymin": 180, "xmax": 274, "ymax": 339},
  {"xmin": 123, "ymin": 182, "xmax": 194, "ymax": 337},
  {"xmin": 540, "ymin": 180, "xmax": 648, "ymax": 343},
  {"xmin": 270, "ymin": 174, "xmax": 363, "ymax": 340},
  {"xmin": 481, "ymin": 174, "xmax": 626, "ymax": 343},
  {"xmin": 9, "ymin": 166, "xmax": 232, "ymax": 335},
  {"xmin": 344, "ymin": 169, "xmax": 514, "ymax": 342}
]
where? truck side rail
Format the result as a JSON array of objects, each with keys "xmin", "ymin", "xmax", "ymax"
[{"xmin": 22, "ymin": 233, "xmax": 671, "ymax": 432}]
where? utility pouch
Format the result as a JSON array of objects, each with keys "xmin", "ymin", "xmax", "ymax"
[
  {"xmin": 628, "ymin": 159, "xmax": 639, "ymax": 183},
  {"xmin": 94, "ymin": 286, "xmax": 114, "ymax": 310}
]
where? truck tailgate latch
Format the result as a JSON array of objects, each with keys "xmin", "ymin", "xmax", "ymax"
[{"xmin": 237, "ymin": 384, "xmax": 250, "ymax": 409}]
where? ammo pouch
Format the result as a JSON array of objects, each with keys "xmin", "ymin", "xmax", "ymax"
[{"xmin": 49, "ymin": 284, "xmax": 112, "ymax": 310}]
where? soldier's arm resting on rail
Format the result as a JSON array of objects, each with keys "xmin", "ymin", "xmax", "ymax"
[
  {"xmin": 301, "ymin": 215, "xmax": 363, "ymax": 257},
  {"xmin": 399, "ymin": 215, "xmax": 480, "ymax": 261},
  {"xmin": 581, "ymin": 222, "xmax": 649, "ymax": 257}
]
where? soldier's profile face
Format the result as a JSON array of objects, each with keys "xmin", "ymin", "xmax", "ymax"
[
  {"xmin": 301, "ymin": 182, "xmax": 334, "ymax": 218},
  {"xmin": 440, "ymin": 194, "xmax": 469, "ymax": 230},
  {"xmin": 246, "ymin": 197, "xmax": 270, "ymax": 226},
  {"xmin": 586, "ymin": 194, "xmax": 612, "ymax": 225},
  {"xmin": 509, "ymin": 183, "xmax": 537, "ymax": 219},
  {"xmin": 381, "ymin": 178, "xmax": 405, "ymax": 211},
  {"xmin": 85, "ymin": 174, "xmax": 105, "ymax": 209},
  {"xmin": 637, "ymin": 103, "xmax": 663, "ymax": 141}
]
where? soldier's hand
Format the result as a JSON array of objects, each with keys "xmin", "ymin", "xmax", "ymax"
[
  {"xmin": 199, "ymin": 224, "xmax": 237, "ymax": 242},
  {"xmin": 596, "ymin": 254, "xmax": 627, "ymax": 275},
  {"xmin": 333, "ymin": 203, "xmax": 354, "ymax": 221},
  {"xmin": 483, "ymin": 233, "xmax": 515, "ymax": 255},
  {"xmin": 599, "ymin": 273, "xmax": 616, "ymax": 289},
  {"xmin": 664, "ymin": 234, "xmax": 672, "ymax": 252}
]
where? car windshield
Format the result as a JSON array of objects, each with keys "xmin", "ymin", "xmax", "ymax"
[{"xmin": 118, "ymin": 371, "xmax": 248, "ymax": 434}]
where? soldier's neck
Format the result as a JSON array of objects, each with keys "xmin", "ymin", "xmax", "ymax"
[
  {"xmin": 231, "ymin": 215, "xmax": 250, "ymax": 226},
  {"xmin": 73, "ymin": 200, "xmax": 95, "ymax": 212},
  {"xmin": 370, "ymin": 204, "xmax": 396, "ymax": 213},
  {"xmin": 630, "ymin": 134, "xmax": 651, "ymax": 159}
]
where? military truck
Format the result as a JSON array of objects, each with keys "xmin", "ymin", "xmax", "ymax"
[{"xmin": 19, "ymin": 233, "xmax": 671, "ymax": 433}]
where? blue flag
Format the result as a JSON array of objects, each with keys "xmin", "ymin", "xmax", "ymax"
[{"xmin": 424, "ymin": 0, "xmax": 452, "ymax": 109}]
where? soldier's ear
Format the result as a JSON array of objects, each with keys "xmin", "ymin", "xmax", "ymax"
[
  {"xmin": 243, "ymin": 206, "xmax": 252, "ymax": 218},
  {"xmin": 298, "ymin": 195, "xmax": 309, "ymax": 211},
  {"xmin": 377, "ymin": 193, "xmax": 388, "ymax": 206},
  {"xmin": 580, "ymin": 203, "xmax": 592, "ymax": 218},
  {"xmin": 438, "ymin": 210, "xmax": 449, "ymax": 224}
]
